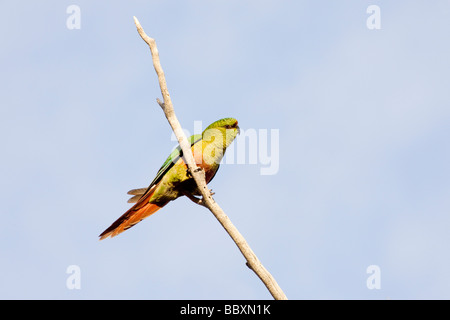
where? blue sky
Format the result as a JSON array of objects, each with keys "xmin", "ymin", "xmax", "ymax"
[{"xmin": 1, "ymin": 1, "xmax": 449, "ymax": 299}]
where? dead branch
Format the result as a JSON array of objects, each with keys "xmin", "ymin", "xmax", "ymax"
[{"xmin": 133, "ymin": 16, "xmax": 287, "ymax": 300}]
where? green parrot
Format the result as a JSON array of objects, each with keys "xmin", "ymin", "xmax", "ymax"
[{"xmin": 99, "ymin": 117, "xmax": 240, "ymax": 240}]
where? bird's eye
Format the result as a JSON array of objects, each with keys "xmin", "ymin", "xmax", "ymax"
[{"xmin": 225, "ymin": 125, "xmax": 231, "ymax": 129}]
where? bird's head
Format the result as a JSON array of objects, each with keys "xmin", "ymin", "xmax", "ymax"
[{"xmin": 202, "ymin": 117, "xmax": 240, "ymax": 151}]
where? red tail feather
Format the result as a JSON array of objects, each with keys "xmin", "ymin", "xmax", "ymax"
[{"xmin": 99, "ymin": 186, "xmax": 166, "ymax": 240}]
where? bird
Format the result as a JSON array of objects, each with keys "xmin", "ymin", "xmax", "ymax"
[{"xmin": 99, "ymin": 117, "xmax": 240, "ymax": 240}]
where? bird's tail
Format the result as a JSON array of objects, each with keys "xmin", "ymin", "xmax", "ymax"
[{"xmin": 99, "ymin": 186, "xmax": 166, "ymax": 240}]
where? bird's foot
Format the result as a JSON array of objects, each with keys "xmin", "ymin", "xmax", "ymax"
[{"xmin": 183, "ymin": 191, "xmax": 207, "ymax": 207}]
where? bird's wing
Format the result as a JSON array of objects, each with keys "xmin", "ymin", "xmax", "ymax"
[{"xmin": 126, "ymin": 134, "xmax": 202, "ymax": 203}]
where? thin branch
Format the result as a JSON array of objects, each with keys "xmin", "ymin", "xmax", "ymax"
[
  {"xmin": 133, "ymin": 16, "xmax": 287, "ymax": 300},
  {"xmin": 156, "ymin": 97, "xmax": 165, "ymax": 109}
]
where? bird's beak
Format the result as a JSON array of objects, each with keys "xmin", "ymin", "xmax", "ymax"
[{"xmin": 236, "ymin": 125, "xmax": 240, "ymax": 135}]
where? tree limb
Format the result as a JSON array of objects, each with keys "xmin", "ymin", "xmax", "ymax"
[{"xmin": 133, "ymin": 16, "xmax": 287, "ymax": 300}]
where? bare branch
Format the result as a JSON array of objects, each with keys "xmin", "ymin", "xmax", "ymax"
[
  {"xmin": 133, "ymin": 16, "xmax": 287, "ymax": 300},
  {"xmin": 156, "ymin": 98, "xmax": 165, "ymax": 110}
]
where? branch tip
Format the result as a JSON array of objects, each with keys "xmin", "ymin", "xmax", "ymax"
[{"xmin": 156, "ymin": 98, "xmax": 165, "ymax": 109}]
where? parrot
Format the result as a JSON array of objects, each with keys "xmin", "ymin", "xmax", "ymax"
[{"xmin": 99, "ymin": 117, "xmax": 240, "ymax": 240}]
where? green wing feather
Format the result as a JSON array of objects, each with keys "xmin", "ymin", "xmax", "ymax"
[{"xmin": 127, "ymin": 134, "xmax": 202, "ymax": 203}]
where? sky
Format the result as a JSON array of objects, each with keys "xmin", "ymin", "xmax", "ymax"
[{"xmin": 1, "ymin": 1, "xmax": 449, "ymax": 300}]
